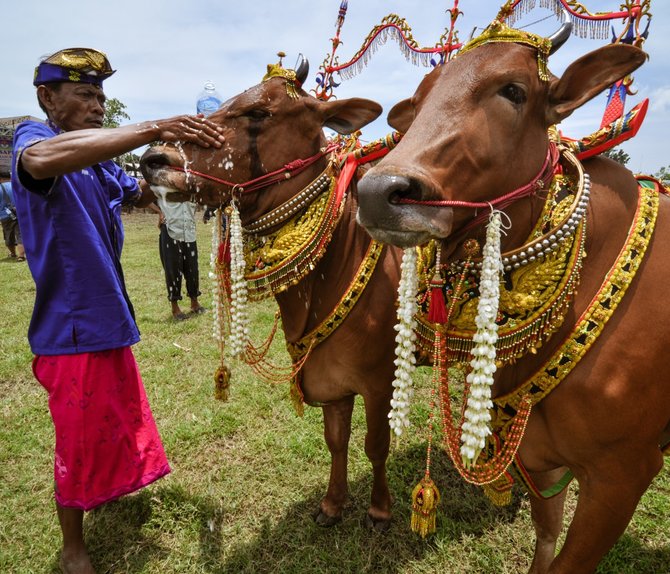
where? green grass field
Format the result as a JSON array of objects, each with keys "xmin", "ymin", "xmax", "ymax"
[{"xmin": 1, "ymin": 211, "xmax": 668, "ymax": 574}]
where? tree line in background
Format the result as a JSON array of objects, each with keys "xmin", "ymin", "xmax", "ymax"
[
  {"xmin": 103, "ymin": 97, "xmax": 670, "ymax": 188},
  {"xmin": 103, "ymin": 97, "xmax": 142, "ymax": 176},
  {"xmin": 602, "ymin": 148, "xmax": 670, "ymax": 188}
]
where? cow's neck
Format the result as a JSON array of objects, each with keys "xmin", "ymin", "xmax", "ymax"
[
  {"xmin": 274, "ymin": 183, "xmax": 371, "ymax": 343},
  {"xmin": 444, "ymin": 147, "xmax": 588, "ymax": 265}
]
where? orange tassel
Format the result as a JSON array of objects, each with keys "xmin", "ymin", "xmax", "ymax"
[
  {"xmin": 410, "ymin": 475, "xmax": 441, "ymax": 537},
  {"xmin": 428, "ymin": 274, "xmax": 447, "ymax": 324}
]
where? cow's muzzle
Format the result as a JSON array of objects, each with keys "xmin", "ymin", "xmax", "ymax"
[
  {"xmin": 140, "ymin": 149, "xmax": 173, "ymax": 183},
  {"xmin": 357, "ymin": 170, "xmax": 454, "ymax": 248}
]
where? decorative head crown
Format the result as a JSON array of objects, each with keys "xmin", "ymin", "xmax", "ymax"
[
  {"xmin": 33, "ymin": 47, "xmax": 115, "ymax": 87},
  {"xmin": 262, "ymin": 52, "xmax": 301, "ymax": 99},
  {"xmin": 457, "ymin": 19, "xmax": 552, "ymax": 81}
]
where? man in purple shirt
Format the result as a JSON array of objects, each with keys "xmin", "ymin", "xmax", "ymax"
[{"xmin": 11, "ymin": 47, "xmax": 224, "ymax": 574}]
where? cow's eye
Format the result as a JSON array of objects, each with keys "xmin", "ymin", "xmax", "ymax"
[
  {"xmin": 243, "ymin": 108, "xmax": 270, "ymax": 120},
  {"xmin": 499, "ymin": 84, "xmax": 527, "ymax": 105}
]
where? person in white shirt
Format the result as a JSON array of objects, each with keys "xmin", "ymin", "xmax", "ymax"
[{"xmin": 150, "ymin": 198, "xmax": 206, "ymax": 320}]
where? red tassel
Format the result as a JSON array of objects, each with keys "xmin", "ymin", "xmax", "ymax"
[
  {"xmin": 218, "ymin": 240, "xmax": 231, "ymax": 265},
  {"xmin": 428, "ymin": 275, "xmax": 447, "ymax": 324}
]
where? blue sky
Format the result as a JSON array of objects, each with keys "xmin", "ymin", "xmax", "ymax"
[{"xmin": 1, "ymin": 0, "xmax": 667, "ymax": 173}]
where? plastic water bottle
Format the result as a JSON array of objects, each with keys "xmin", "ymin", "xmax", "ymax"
[{"xmin": 196, "ymin": 81, "xmax": 222, "ymax": 116}]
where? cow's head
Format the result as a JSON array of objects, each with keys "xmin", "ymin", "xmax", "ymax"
[
  {"xmin": 140, "ymin": 60, "xmax": 382, "ymax": 225},
  {"xmin": 356, "ymin": 19, "xmax": 647, "ymax": 248}
]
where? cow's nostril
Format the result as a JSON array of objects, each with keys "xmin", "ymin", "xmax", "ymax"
[
  {"xmin": 386, "ymin": 176, "xmax": 424, "ymax": 204},
  {"xmin": 140, "ymin": 151, "xmax": 172, "ymax": 179},
  {"xmin": 145, "ymin": 153, "xmax": 169, "ymax": 170}
]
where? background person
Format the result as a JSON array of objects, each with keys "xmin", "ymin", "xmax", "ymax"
[
  {"xmin": 11, "ymin": 47, "xmax": 224, "ymax": 574},
  {"xmin": 149, "ymin": 197, "xmax": 205, "ymax": 320},
  {"xmin": 0, "ymin": 176, "xmax": 25, "ymax": 260}
]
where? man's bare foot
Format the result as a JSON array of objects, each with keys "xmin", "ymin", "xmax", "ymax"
[{"xmin": 60, "ymin": 551, "xmax": 96, "ymax": 574}]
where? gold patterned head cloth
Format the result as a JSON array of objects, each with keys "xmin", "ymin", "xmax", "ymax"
[
  {"xmin": 33, "ymin": 48, "xmax": 115, "ymax": 86},
  {"xmin": 457, "ymin": 19, "xmax": 552, "ymax": 81}
]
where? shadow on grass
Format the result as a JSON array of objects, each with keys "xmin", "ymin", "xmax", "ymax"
[
  {"xmin": 74, "ymin": 492, "xmax": 169, "ymax": 574},
  {"xmin": 56, "ymin": 444, "xmax": 669, "ymax": 574},
  {"xmin": 597, "ymin": 534, "xmax": 670, "ymax": 574},
  {"xmin": 60, "ymin": 445, "xmax": 521, "ymax": 574},
  {"xmin": 204, "ymin": 445, "xmax": 524, "ymax": 574}
]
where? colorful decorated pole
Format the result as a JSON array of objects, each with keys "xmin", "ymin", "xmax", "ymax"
[{"xmin": 313, "ymin": 1, "xmax": 466, "ymax": 100}]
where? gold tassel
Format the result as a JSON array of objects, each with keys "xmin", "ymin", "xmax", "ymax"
[
  {"xmin": 410, "ymin": 476, "xmax": 441, "ymax": 537},
  {"xmin": 289, "ymin": 376, "xmax": 305, "ymax": 417},
  {"xmin": 482, "ymin": 481, "xmax": 513, "ymax": 507},
  {"xmin": 214, "ymin": 364, "xmax": 231, "ymax": 401}
]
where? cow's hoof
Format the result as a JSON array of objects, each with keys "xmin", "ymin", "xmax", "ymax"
[
  {"xmin": 312, "ymin": 507, "xmax": 342, "ymax": 527},
  {"xmin": 366, "ymin": 513, "xmax": 392, "ymax": 533}
]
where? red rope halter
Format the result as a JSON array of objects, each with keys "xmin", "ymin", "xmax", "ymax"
[
  {"xmin": 167, "ymin": 142, "xmax": 339, "ymax": 195},
  {"xmin": 398, "ymin": 143, "xmax": 559, "ymax": 232}
]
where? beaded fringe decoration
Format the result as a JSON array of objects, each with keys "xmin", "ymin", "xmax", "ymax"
[
  {"xmin": 482, "ymin": 480, "xmax": 514, "ymax": 506},
  {"xmin": 338, "ymin": 14, "xmax": 436, "ymax": 81},
  {"xmin": 503, "ymin": 0, "xmax": 611, "ymax": 39}
]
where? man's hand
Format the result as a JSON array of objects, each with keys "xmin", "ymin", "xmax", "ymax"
[{"xmin": 151, "ymin": 115, "xmax": 225, "ymax": 149}]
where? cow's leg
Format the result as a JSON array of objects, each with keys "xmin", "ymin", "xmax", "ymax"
[
  {"xmin": 313, "ymin": 395, "xmax": 355, "ymax": 526},
  {"xmin": 545, "ymin": 448, "xmax": 664, "ymax": 574},
  {"xmin": 526, "ymin": 468, "xmax": 569, "ymax": 574},
  {"xmin": 363, "ymin": 393, "xmax": 393, "ymax": 531}
]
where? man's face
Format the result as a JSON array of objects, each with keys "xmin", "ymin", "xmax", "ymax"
[{"xmin": 42, "ymin": 82, "xmax": 106, "ymax": 131}]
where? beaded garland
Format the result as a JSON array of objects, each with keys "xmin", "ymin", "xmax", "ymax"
[
  {"xmin": 243, "ymin": 169, "xmax": 332, "ymax": 234},
  {"xmin": 482, "ymin": 178, "xmax": 661, "ymax": 503}
]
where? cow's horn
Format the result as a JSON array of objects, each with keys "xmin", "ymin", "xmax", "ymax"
[
  {"xmin": 548, "ymin": 11, "xmax": 572, "ymax": 55},
  {"xmin": 295, "ymin": 57, "xmax": 309, "ymax": 86}
]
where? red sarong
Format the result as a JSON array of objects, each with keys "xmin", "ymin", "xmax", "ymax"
[{"xmin": 33, "ymin": 348, "xmax": 171, "ymax": 510}]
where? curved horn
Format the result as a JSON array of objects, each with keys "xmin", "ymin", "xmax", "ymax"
[
  {"xmin": 548, "ymin": 10, "xmax": 573, "ymax": 55},
  {"xmin": 295, "ymin": 57, "xmax": 309, "ymax": 86}
]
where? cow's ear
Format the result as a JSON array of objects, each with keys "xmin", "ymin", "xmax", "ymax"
[
  {"xmin": 387, "ymin": 98, "xmax": 414, "ymax": 134},
  {"xmin": 547, "ymin": 44, "xmax": 647, "ymax": 125},
  {"xmin": 316, "ymin": 98, "xmax": 382, "ymax": 134}
]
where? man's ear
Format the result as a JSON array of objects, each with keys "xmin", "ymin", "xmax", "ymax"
[
  {"xmin": 546, "ymin": 44, "xmax": 647, "ymax": 125},
  {"xmin": 36, "ymin": 85, "xmax": 56, "ymax": 115}
]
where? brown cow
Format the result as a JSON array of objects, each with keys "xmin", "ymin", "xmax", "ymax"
[
  {"xmin": 140, "ymin": 61, "xmax": 404, "ymax": 530},
  {"xmin": 357, "ymin": 18, "xmax": 670, "ymax": 574}
]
